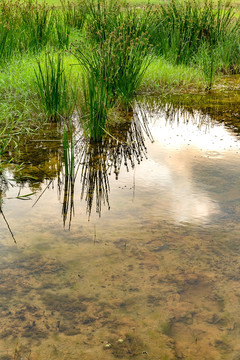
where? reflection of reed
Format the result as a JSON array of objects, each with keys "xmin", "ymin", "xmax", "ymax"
[
  {"xmin": 137, "ymin": 94, "xmax": 240, "ymax": 133},
  {"xmin": 80, "ymin": 143, "xmax": 111, "ymax": 218},
  {"xmin": 0, "ymin": 208, "xmax": 17, "ymax": 243},
  {"xmin": 80, "ymin": 109, "xmax": 153, "ymax": 218},
  {"xmin": 62, "ymin": 126, "xmax": 75, "ymax": 229},
  {"xmin": 58, "ymin": 106, "xmax": 153, "ymax": 222},
  {"xmin": 0, "ymin": 174, "xmax": 16, "ymax": 243},
  {"xmin": 62, "ymin": 176, "xmax": 75, "ymax": 229},
  {"xmin": 139, "ymin": 96, "xmax": 210, "ymax": 127}
]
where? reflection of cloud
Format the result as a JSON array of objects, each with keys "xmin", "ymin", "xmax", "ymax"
[
  {"xmin": 163, "ymin": 167, "xmax": 220, "ymax": 223},
  {"xmin": 132, "ymin": 109, "xmax": 240, "ymax": 224},
  {"xmin": 135, "ymin": 151, "xmax": 220, "ymax": 224}
]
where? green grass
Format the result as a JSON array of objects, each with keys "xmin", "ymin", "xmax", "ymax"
[
  {"xmin": 34, "ymin": 52, "xmax": 76, "ymax": 121},
  {"xmin": 38, "ymin": 0, "xmax": 240, "ymax": 11},
  {"xmin": 72, "ymin": 0, "xmax": 156, "ymax": 140},
  {"xmin": 0, "ymin": 0, "xmax": 239, "ymax": 144},
  {"xmin": 0, "ymin": 52, "xmax": 80, "ymax": 124},
  {"xmin": 142, "ymin": 57, "xmax": 204, "ymax": 93},
  {"xmin": 80, "ymin": 73, "xmax": 111, "ymax": 142}
]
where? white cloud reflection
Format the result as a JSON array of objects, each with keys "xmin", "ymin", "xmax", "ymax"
[{"xmin": 131, "ymin": 109, "xmax": 240, "ymax": 224}]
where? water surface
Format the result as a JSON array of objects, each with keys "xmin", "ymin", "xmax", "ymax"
[{"xmin": 0, "ymin": 94, "xmax": 240, "ymax": 359}]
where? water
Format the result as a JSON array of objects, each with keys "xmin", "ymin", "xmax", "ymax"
[{"xmin": 0, "ymin": 94, "xmax": 240, "ymax": 359}]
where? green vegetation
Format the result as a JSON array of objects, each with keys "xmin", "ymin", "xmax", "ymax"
[
  {"xmin": 34, "ymin": 52, "xmax": 75, "ymax": 121},
  {"xmin": 0, "ymin": 0, "xmax": 239, "ymax": 143},
  {"xmin": 73, "ymin": 0, "xmax": 155, "ymax": 138},
  {"xmin": 0, "ymin": 124, "xmax": 12, "ymax": 173}
]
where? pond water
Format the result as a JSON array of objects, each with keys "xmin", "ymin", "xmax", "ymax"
[{"xmin": 0, "ymin": 92, "xmax": 240, "ymax": 360}]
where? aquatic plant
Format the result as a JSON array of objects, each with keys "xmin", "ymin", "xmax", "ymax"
[
  {"xmin": 55, "ymin": 14, "xmax": 71, "ymax": 50},
  {"xmin": 73, "ymin": 0, "xmax": 154, "ymax": 141},
  {"xmin": 34, "ymin": 53, "xmax": 75, "ymax": 121},
  {"xmin": 195, "ymin": 43, "xmax": 216, "ymax": 90},
  {"xmin": 81, "ymin": 0, "xmax": 154, "ymax": 108},
  {"xmin": 80, "ymin": 73, "xmax": 111, "ymax": 142}
]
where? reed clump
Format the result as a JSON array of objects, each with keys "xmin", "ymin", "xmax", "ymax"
[
  {"xmin": 60, "ymin": 0, "xmax": 86, "ymax": 30},
  {"xmin": 0, "ymin": 0, "xmax": 84, "ymax": 63},
  {"xmin": 34, "ymin": 53, "xmax": 75, "ymax": 121},
  {"xmin": 0, "ymin": 0, "xmax": 53, "ymax": 57},
  {"xmin": 150, "ymin": 0, "xmax": 240, "ymax": 87},
  {"xmin": 73, "ymin": 0, "xmax": 155, "ymax": 141}
]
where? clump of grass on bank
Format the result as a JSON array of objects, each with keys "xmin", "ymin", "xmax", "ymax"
[
  {"xmin": 142, "ymin": 57, "xmax": 204, "ymax": 93},
  {"xmin": 0, "ymin": 0, "xmax": 84, "ymax": 63},
  {"xmin": 0, "ymin": 124, "xmax": 12, "ymax": 172},
  {"xmin": 150, "ymin": 0, "xmax": 240, "ymax": 88},
  {"xmin": 34, "ymin": 52, "xmax": 76, "ymax": 121},
  {"xmin": 152, "ymin": 0, "xmax": 239, "ymax": 65},
  {"xmin": 73, "ymin": 0, "xmax": 155, "ymax": 140},
  {"xmin": 81, "ymin": 0, "xmax": 155, "ymax": 106},
  {"xmin": 60, "ymin": 0, "xmax": 86, "ymax": 29},
  {"xmin": 0, "ymin": 0, "xmax": 53, "ymax": 57},
  {"xmin": 0, "ymin": 51, "xmax": 80, "ymax": 126}
]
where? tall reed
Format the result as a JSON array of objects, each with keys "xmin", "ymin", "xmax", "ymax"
[
  {"xmin": 55, "ymin": 14, "xmax": 71, "ymax": 50},
  {"xmin": 0, "ymin": 0, "xmax": 72, "ymax": 61},
  {"xmin": 34, "ymin": 53, "xmax": 75, "ymax": 121},
  {"xmin": 82, "ymin": 0, "xmax": 154, "ymax": 107},
  {"xmin": 151, "ymin": 0, "xmax": 240, "ymax": 66},
  {"xmin": 0, "ymin": 24, "xmax": 11, "ymax": 62},
  {"xmin": 80, "ymin": 74, "xmax": 111, "ymax": 142},
  {"xmin": 194, "ymin": 43, "xmax": 216, "ymax": 90},
  {"xmin": 74, "ymin": 0, "xmax": 155, "ymax": 141},
  {"xmin": 61, "ymin": 0, "xmax": 85, "ymax": 30}
]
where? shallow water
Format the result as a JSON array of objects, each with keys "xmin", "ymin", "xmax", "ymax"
[{"xmin": 1, "ymin": 93, "xmax": 240, "ymax": 359}]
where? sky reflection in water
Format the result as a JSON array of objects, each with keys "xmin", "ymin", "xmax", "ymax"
[
  {"xmin": 1, "ymin": 101, "xmax": 240, "ymax": 230},
  {"xmin": 0, "ymin": 100, "xmax": 240, "ymax": 359}
]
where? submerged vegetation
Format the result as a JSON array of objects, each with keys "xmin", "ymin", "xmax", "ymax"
[{"xmin": 0, "ymin": 0, "xmax": 239, "ymax": 144}]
